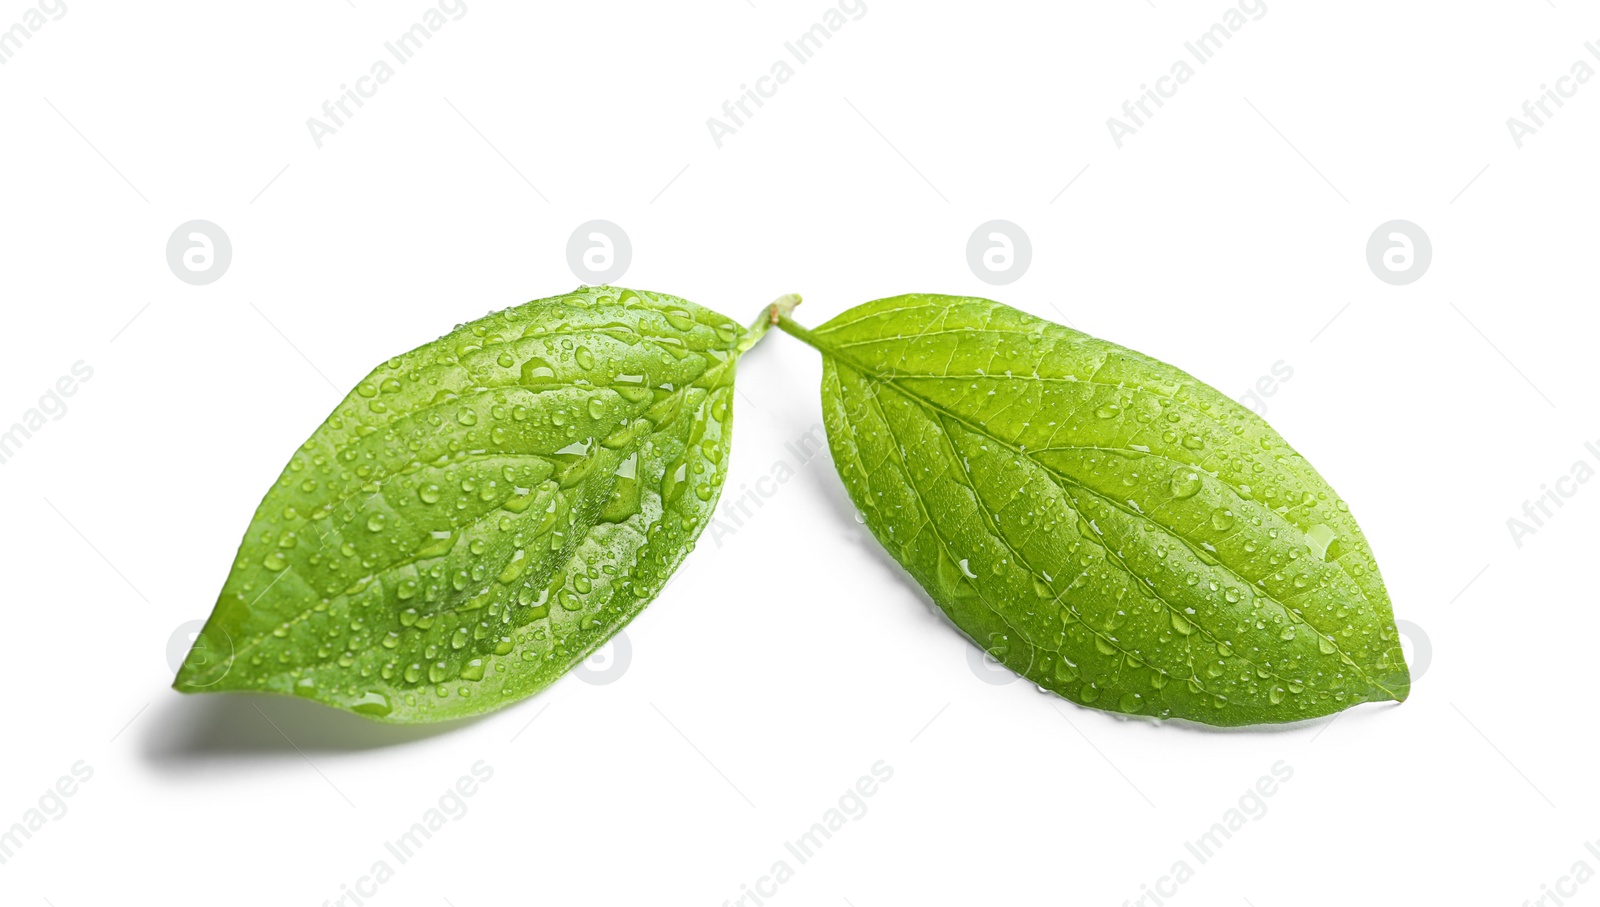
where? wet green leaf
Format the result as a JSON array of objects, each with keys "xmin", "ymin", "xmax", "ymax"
[
  {"xmin": 174, "ymin": 287, "xmax": 750, "ymax": 723},
  {"xmin": 779, "ymin": 294, "xmax": 1409, "ymax": 727}
]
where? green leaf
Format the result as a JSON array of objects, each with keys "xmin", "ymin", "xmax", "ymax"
[
  {"xmin": 175, "ymin": 287, "xmax": 761, "ymax": 723},
  {"xmin": 778, "ymin": 294, "xmax": 1409, "ymax": 727}
]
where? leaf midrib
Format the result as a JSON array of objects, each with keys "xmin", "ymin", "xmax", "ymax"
[
  {"xmin": 192, "ymin": 338, "xmax": 743, "ymax": 689},
  {"xmin": 852, "ymin": 368, "xmax": 1306, "ymax": 700},
  {"xmin": 815, "ymin": 340, "xmax": 1398, "ymax": 701}
]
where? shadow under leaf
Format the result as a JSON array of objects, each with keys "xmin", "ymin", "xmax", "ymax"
[{"xmin": 140, "ymin": 689, "xmax": 485, "ymax": 771}]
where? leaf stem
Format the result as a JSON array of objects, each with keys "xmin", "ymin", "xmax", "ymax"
[
  {"xmin": 772, "ymin": 312, "xmax": 823, "ymax": 350},
  {"xmin": 736, "ymin": 294, "xmax": 803, "ymax": 355}
]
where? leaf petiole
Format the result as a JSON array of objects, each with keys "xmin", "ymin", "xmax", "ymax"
[
  {"xmin": 736, "ymin": 294, "xmax": 803, "ymax": 355},
  {"xmin": 770, "ymin": 311, "xmax": 823, "ymax": 350}
]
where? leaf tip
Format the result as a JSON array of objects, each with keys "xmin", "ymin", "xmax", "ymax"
[
  {"xmin": 1390, "ymin": 675, "xmax": 1412, "ymax": 704},
  {"xmin": 170, "ymin": 664, "xmax": 207, "ymax": 695},
  {"xmin": 170, "ymin": 627, "xmax": 241, "ymax": 695},
  {"xmin": 1375, "ymin": 658, "xmax": 1412, "ymax": 704}
]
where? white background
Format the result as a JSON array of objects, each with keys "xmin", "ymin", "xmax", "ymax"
[{"xmin": 2, "ymin": 2, "xmax": 1597, "ymax": 905}]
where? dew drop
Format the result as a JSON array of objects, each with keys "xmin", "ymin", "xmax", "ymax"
[
  {"xmin": 521, "ymin": 359, "xmax": 556, "ymax": 383},
  {"xmin": 350, "ymin": 691, "xmax": 392, "ymax": 716}
]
